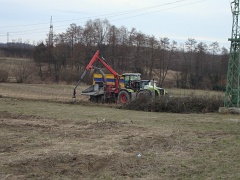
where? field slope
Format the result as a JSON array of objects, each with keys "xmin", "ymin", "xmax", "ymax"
[{"xmin": 0, "ymin": 83, "xmax": 240, "ymax": 179}]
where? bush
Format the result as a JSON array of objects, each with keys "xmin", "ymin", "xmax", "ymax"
[
  {"xmin": 0, "ymin": 66, "xmax": 9, "ymax": 82},
  {"xmin": 122, "ymin": 94, "xmax": 224, "ymax": 113},
  {"xmin": 13, "ymin": 61, "xmax": 39, "ymax": 83},
  {"xmin": 60, "ymin": 68, "xmax": 81, "ymax": 84},
  {"xmin": 213, "ymin": 84, "xmax": 226, "ymax": 91}
]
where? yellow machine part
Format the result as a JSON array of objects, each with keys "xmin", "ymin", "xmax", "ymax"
[{"xmin": 93, "ymin": 73, "xmax": 125, "ymax": 88}]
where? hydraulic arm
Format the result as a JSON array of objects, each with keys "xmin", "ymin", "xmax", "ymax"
[{"xmin": 73, "ymin": 50, "xmax": 120, "ymax": 99}]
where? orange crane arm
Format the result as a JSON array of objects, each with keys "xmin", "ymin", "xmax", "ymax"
[
  {"xmin": 73, "ymin": 50, "xmax": 120, "ymax": 99},
  {"xmin": 86, "ymin": 50, "xmax": 119, "ymax": 76}
]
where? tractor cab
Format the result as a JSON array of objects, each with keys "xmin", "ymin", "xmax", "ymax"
[
  {"xmin": 141, "ymin": 79, "xmax": 166, "ymax": 96},
  {"xmin": 122, "ymin": 73, "xmax": 141, "ymax": 91},
  {"xmin": 141, "ymin": 80, "xmax": 159, "ymax": 89}
]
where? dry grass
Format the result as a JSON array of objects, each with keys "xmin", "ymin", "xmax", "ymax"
[
  {"xmin": 0, "ymin": 83, "xmax": 89, "ymax": 103},
  {"xmin": 0, "ymin": 83, "xmax": 240, "ymax": 179},
  {"xmin": 167, "ymin": 88, "xmax": 225, "ymax": 98},
  {"xmin": 0, "ymin": 57, "xmax": 38, "ymax": 83},
  {"xmin": 0, "ymin": 57, "xmax": 31, "ymax": 75},
  {"xmin": 0, "ymin": 83, "xmax": 225, "ymax": 103}
]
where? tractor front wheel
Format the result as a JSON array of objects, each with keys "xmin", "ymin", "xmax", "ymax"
[
  {"xmin": 118, "ymin": 91, "xmax": 130, "ymax": 104},
  {"xmin": 137, "ymin": 89, "xmax": 151, "ymax": 99}
]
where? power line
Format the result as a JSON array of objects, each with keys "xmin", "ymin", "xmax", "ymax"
[
  {"xmin": 0, "ymin": 0, "xmax": 207, "ymax": 29},
  {"xmin": 0, "ymin": 0, "xmax": 189, "ymax": 29},
  {"xmin": 0, "ymin": 0, "xmax": 212, "ymax": 39},
  {"xmin": 106, "ymin": 0, "xmax": 210, "ymax": 23}
]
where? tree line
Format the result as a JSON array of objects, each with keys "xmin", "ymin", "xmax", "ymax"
[
  {"xmin": 0, "ymin": 43, "xmax": 34, "ymax": 58},
  {"xmin": 1, "ymin": 19, "xmax": 229, "ymax": 90}
]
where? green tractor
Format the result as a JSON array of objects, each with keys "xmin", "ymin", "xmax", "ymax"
[{"xmin": 117, "ymin": 73, "xmax": 166, "ymax": 104}]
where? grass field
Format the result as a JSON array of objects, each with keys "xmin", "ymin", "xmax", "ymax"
[{"xmin": 0, "ymin": 83, "xmax": 239, "ymax": 179}]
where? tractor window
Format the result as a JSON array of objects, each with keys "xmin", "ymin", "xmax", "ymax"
[
  {"xmin": 124, "ymin": 76, "xmax": 130, "ymax": 86},
  {"xmin": 124, "ymin": 75, "xmax": 141, "ymax": 88},
  {"xmin": 130, "ymin": 75, "xmax": 140, "ymax": 81},
  {"xmin": 125, "ymin": 76, "xmax": 130, "ymax": 81}
]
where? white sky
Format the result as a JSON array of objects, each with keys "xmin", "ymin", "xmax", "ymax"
[{"xmin": 0, "ymin": 0, "xmax": 232, "ymax": 48}]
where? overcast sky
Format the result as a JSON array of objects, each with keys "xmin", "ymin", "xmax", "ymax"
[{"xmin": 0, "ymin": 0, "xmax": 232, "ymax": 48}]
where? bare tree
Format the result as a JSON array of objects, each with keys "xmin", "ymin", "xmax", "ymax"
[
  {"xmin": 107, "ymin": 25, "xmax": 119, "ymax": 69},
  {"xmin": 93, "ymin": 19, "xmax": 110, "ymax": 48},
  {"xmin": 33, "ymin": 43, "xmax": 47, "ymax": 79},
  {"xmin": 192, "ymin": 42, "xmax": 209, "ymax": 89},
  {"xmin": 147, "ymin": 35, "xmax": 158, "ymax": 79},
  {"xmin": 133, "ymin": 32, "xmax": 146, "ymax": 74},
  {"xmin": 208, "ymin": 41, "xmax": 221, "ymax": 88},
  {"xmin": 220, "ymin": 47, "xmax": 228, "ymax": 77},
  {"xmin": 64, "ymin": 23, "xmax": 83, "ymax": 68},
  {"xmin": 158, "ymin": 38, "xmax": 177, "ymax": 86},
  {"xmin": 65, "ymin": 23, "xmax": 83, "ymax": 47},
  {"xmin": 83, "ymin": 20, "xmax": 95, "ymax": 47},
  {"xmin": 181, "ymin": 38, "xmax": 197, "ymax": 88},
  {"xmin": 118, "ymin": 26, "xmax": 131, "ymax": 72},
  {"xmin": 209, "ymin": 41, "xmax": 220, "ymax": 72}
]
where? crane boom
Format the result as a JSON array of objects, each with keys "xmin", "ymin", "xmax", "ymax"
[{"xmin": 73, "ymin": 50, "xmax": 120, "ymax": 99}]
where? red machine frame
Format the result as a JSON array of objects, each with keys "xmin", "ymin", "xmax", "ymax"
[{"xmin": 73, "ymin": 50, "xmax": 120, "ymax": 99}]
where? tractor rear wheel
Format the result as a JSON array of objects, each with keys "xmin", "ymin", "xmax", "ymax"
[{"xmin": 118, "ymin": 91, "xmax": 130, "ymax": 104}]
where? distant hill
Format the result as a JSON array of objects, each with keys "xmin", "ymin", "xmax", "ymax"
[
  {"xmin": 0, "ymin": 43, "xmax": 7, "ymax": 47},
  {"xmin": 0, "ymin": 42, "xmax": 35, "ymax": 58},
  {"xmin": 0, "ymin": 42, "xmax": 35, "ymax": 48}
]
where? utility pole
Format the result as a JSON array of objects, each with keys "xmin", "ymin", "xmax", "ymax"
[
  {"xmin": 46, "ymin": 16, "xmax": 54, "ymax": 76},
  {"xmin": 7, "ymin": 32, "xmax": 9, "ymax": 44},
  {"xmin": 224, "ymin": 0, "xmax": 240, "ymax": 108},
  {"xmin": 48, "ymin": 16, "xmax": 54, "ymax": 46}
]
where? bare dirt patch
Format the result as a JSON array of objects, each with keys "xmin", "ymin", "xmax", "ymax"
[{"xmin": 0, "ymin": 111, "xmax": 191, "ymax": 179}]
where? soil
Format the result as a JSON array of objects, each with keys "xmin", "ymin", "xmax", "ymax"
[{"xmin": 0, "ymin": 111, "xmax": 183, "ymax": 179}]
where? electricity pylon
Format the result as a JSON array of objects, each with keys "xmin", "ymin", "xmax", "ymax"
[
  {"xmin": 48, "ymin": 16, "xmax": 54, "ymax": 47},
  {"xmin": 225, "ymin": 0, "xmax": 240, "ymax": 108}
]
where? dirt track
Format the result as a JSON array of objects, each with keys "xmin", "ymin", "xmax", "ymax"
[{"xmin": 0, "ymin": 111, "xmax": 184, "ymax": 179}]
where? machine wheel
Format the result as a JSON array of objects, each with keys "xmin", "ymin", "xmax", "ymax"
[
  {"xmin": 159, "ymin": 89, "xmax": 165, "ymax": 95},
  {"xmin": 155, "ymin": 90, "xmax": 159, "ymax": 97},
  {"xmin": 90, "ymin": 95, "xmax": 103, "ymax": 103},
  {"xmin": 89, "ymin": 96, "xmax": 95, "ymax": 102},
  {"xmin": 118, "ymin": 91, "xmax": 131, "ymax": 104},
  {"xmin": 137, "ymin": 90, "xmax": 151, "ymax": 99}
]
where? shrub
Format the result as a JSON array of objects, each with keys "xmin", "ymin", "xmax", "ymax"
[
  {"xmin": 60, "ymin": 68, "xmax": 80, "ymax": 84},
  {"xmin": 0, "ymin": 66, "xmax": 9, "ymax": 82},
  {"xmin": 122, "ymin": 94, "xmax": 224, "ymax": 113},
  {"xmin": 13, "ymin": 61, "xmax": 38, "ymax": 83}
]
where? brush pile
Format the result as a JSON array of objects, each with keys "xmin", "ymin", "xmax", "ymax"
[{"xmin": 122, "ymin": 95, "xmax": 223, "ymax": 113}]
